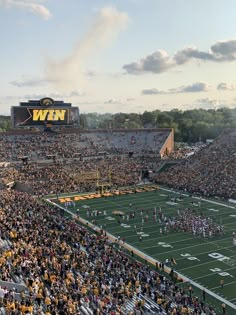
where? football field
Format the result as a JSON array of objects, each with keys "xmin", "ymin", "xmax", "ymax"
[{"xmin": 50, "ymin": 186, "xmax": 236, "ymax": 314}]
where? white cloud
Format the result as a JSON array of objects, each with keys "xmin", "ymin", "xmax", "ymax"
[
  {"xmin": 46, "ymin": 6, "xmax": 129, "ymax": 91},
  {"xmin": 123, "ymin": 39, "xmax": 236, "ymax": 74},
  {"xmin": 174, "ymin": 46, "xmax": 214, "ymax": 64},
  {"xmin": 181, "ymin": 82, "xmax": 211, "ymax": 92},
  {"xmin": 0, "ymin": 0, "xmax": 52, "ymax": 20},
  {"xmin": 10, "ymin": 75, "xmax": 47, "ymax": 87},
  {"xmin": 142, "ymin": 82, "xmax": 211, "ymax": 95},
  {"xmin": 123, "ymin": 50, "xmax": 174, "ymax": 74},
  {"xmin": 84, "ymin": 70, "xmax": 97, "ymax": 77},
  {"xmin": 45, "ymin": 91, "xmax": 84, "ymax": 98},
  {"xmin": 217, "ymin": 82, "xmax": 236, "ymax": 91},
  {"xmin": 126, "ymin": 98, "xmax": 135, "ymax": 101},
  {"xmin": 211, "ymin": 39, "xmax": 236, "ymax": 59},
  {"xmin": 142, "ymin": 88, "xmax": 164, "ymax": 95},
  {"xmin": 194, "ymin": 98, "xmax": 229, "ymax": 109},
  {"xmin": 3, "ymin": 90, "xmax": 83, "ymax": 101},
  {"xmin": 104, "ymin": 98, "xmax": 122, "ymax": 104}
]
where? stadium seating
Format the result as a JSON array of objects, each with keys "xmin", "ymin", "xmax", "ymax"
[
  {"xmin": 153, "ymin": 129, "xmax": 236, "ymax": 199},
  {"xmin": 0, "ymin": 129, "xmax": 172, "ymax": 162}
]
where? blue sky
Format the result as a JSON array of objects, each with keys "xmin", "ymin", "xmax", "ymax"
[{"xmin": 1, "ymin": 0, "xmax": 236, "ymax": 114}]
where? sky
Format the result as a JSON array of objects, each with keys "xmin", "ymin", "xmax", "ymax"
[{"xmin": 1, "ymin": 0, "xmax": 236, "ymax": 115}]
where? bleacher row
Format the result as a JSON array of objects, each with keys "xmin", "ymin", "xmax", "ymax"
[
  {"xmin": 0, "ymin": 155, "xmax": 164, "ymax": 196},
  {"xmin": 0, "ymin": 129, "xmax": 171, "ymax": 162},
  {"xmin": 0, "ymin": 234, "xmax": 195, "ymax": 315}
]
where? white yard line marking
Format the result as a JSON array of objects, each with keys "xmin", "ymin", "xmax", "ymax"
[
  {"xmin": 211, "ymin": 280, "xmax": 236, "ymax": 290},
  {"xmin": 131, "ymin": 235, "xmax": 195, "ymax": 245},
  {"xmin": 193, "ymin": 196, "xmax": 236, "ymax": 209}
]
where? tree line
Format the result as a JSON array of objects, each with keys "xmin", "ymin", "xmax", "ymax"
[
  {"xmin": 79, "ymin": 107, "xmax": 236, "ymax": 142},
  {"xmin": 0, "ymin": 107, "xmax": 235, "ymax": 143}
]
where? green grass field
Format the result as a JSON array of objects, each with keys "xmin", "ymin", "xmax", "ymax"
[{"xmin": 50, "ymin": 187, "xmax": 236, "ymax": 314}]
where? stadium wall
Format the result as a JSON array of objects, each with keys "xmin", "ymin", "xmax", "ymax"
[{"xmin": 159, "ymin": 128, "xmax": 174, "ymax": 156}]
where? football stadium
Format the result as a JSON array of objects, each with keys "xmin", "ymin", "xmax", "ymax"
[{"xmin": 0, "ymin": 98, "xmax": 235, "ymax": 315}]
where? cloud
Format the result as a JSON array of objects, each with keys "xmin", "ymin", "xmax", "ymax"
[
  {"xmin": 123, "ymin": 39, "xmax": 236, "ymax": 74},
  {"xmin": 0, "ymin": 0, "xmax": 52, "ymax": 20},
  {"xmin": 104, "ymin": 98, "xmax": 122, "ymax": 104},
  {"xmin": 46, "ymin": 6, "xmax": 129, "ymax": 91},
  {"xmin": 142, "ymin": 88, "xmax": 164, "ymax": 95},
  {"xmin": 217, "ymin": 82, "xmax": 236, "ymax": 91},
  {"xmin": 84, "ymin": 70, "xmax": 97, "ymax": 77},
  {"xmin": 10, "ymin": 75, "xmax": 48, "ymax": 87},
  {"xmin": 211, "ymin": 39, "xmax": 236, "ymax": 59},
  {"xmin": 174, "ymin": 46, "xmax": 214, "ymax": 64},
  {"xmin": 20, "ymin": 93, "xmax": 46, "ymax": 99},
  {"xmin": 142, "ymin": 82, "xmax": 211, "ymax": 95},
  {"xmin": 3, "ymin": 90, "xmax": 83, "ymax": 101},
  {"xmin": 181, "ymin": 82, "xmax": 211, "ymax": 92},
  {"xmin": 194, "ymin": 98, "xmax": 230, "ymax": 109},
  {"xmin": 45, "ymin": 91, "xmax": 84, "ymax": 98},
  {"xmin": 123, "ymin": 50, "xmax": 174, "ymax": 74},
  {"xmin": 126, "ymin": 98, "xmax": 135, "ymax": 101}
]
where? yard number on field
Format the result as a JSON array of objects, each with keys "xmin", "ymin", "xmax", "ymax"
[
  {"xmin": 209, "ymin": 268, "xmax": 233, "ymax": 277},
  {"xmin": 158, "ymin": 242, "xmax": 173, "ymax": 248},
  {"xmin": 180, "ymin": 253, "xmax": 200, "ymax": 261},
  {"xmin": 208, "ymin": 252, "xmax": 230, "ymax": 262}
]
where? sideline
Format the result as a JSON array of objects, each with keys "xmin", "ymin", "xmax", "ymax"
[{"xmin": 47, "ymin": 198, "xmax": 236, "ymax": 312}]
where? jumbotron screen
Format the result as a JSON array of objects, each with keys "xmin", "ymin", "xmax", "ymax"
[{"xmin": 11, "ymin": 98, "xmax": 79, "ymax": 127}]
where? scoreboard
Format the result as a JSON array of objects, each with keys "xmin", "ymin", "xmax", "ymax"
[{"xmin": 11, "ymin": 98, "xmax": 79, "ymax": 127}]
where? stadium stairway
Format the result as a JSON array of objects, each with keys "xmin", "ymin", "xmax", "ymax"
[
  {"xmin": 121, "ymin": 292, "xmax": 166, "ymax": 314},
  {"xmin": 79, "ymin": 304, "xmax": 94, "ymax": 315}
]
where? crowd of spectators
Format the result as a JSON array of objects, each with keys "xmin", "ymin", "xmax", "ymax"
[
  {"xmin": 0, "ymin": 130, "xmax": 171, "ymax": 162},
  {"xmin": 79, "ymin": 131, "xmax": 169, "ymax": 155},
  {"xmin": 163, "ymin": 144, "xmax": 207, "ymax": 160},
  {"xmin": 0, "ymin": 156, "xmax": 162, "ymax": 196},
  {"xmin": 154, "ymin": 129, "xmax": 236, "ymax": 199},
  {"xmin": 0, "ymin": 189, "xmax": 217, "ymax": 314},
  {"xmin": 0, "ymin": 128, "xmax": 235, "ymax": 199},
  {"xmin": 0, "ymin": 129, "xmax": 167, "ymax": 196}
]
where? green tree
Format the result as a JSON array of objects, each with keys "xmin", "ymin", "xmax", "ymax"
[
  {"xmin": 141, "ymin": 111, "xmax": 157, "ymax": 127},
  {"xmin": 156, "ymin": 112, "xmax": 173, "ymax": 127}
]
